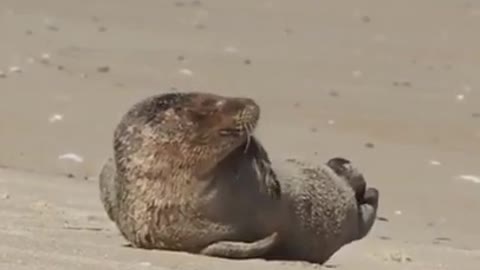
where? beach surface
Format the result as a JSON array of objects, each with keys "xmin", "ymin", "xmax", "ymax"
[{"xmin": 1, "ymin": 0, "xmax": 480, "ymax": 269}]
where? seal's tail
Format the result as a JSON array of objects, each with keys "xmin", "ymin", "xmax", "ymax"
[{"xmin": 199, "ymin": 232, "xmax": 279, "ymax": 259}]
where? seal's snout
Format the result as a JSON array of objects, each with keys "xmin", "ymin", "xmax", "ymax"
[
  {"xmin": 243, "ymin": 98, "xmax": 260, "ymax": 115},
  {"xmin": 238, "ymin": 98, "xmax": 260, "ymax": 126},
  {"xmin": 216, "ymin": 97, "xmax": 259, "ymax": 118}
]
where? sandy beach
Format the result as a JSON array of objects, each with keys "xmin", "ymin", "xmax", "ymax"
[{"xmin": 1, "ymin": 0, "xmax": 480, "ymax": 269}]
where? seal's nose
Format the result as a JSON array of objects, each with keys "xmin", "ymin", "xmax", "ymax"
[
  {"xmin": 217, "ymin": 97, "xmax": 260, "ymax": 118},
  {"xmin": 239, "ymin": 97, "xmax": 259, "ymax": 113}
]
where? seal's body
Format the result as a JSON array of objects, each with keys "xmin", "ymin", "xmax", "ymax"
[
  {"xmin": 100, "ymin": 92, "xmax": 280, "ymax": 258},
  {"xmin": 99, "ymin": 92, "xmax": 379, "ymax": 264}
]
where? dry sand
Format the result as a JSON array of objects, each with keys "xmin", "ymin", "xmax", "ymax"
[{"xmin": 1, "ymin": 0, "xmax": 480, "ymax": 269}]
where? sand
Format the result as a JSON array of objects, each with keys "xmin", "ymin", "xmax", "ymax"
[{"xmin": 1, "ymin": 0, "xmax": 480, "ymax": 269}]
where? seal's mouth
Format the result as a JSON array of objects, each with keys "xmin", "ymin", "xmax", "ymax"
[
  {"xmin": 216, "ymin": 97, "xmax": 259, "ymax": 154},
  {"xmin": 218, "ymin": 121, "xmax": 255, "ymax": 138},
  {"xmin": 218, "ymin": 116, "xmax": 256, "ymax": 152}
]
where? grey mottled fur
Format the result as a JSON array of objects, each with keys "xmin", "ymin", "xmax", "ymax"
[
  {"xmin": 264, "ymin": 156, "xmax": 379, "ymax": 264},
  {"xmin": 99, "ymin": 92, "xmax": 379, "ymax": 264},
  {"xmin": 99, "ymin": 92, "xmax": 281, "ymax": 258}
]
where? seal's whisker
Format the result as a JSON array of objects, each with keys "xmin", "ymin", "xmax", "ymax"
[{"xmin": 243, "ymin": 123, "xmax": 252, "ymax": 153}]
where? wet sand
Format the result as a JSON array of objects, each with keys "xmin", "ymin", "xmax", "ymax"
[{"xmin": 1, "ymin": 0, "xmax": 480, "ymax": 269}]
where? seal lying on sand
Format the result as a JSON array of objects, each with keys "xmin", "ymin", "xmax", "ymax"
[
  {"xmin": 99, "ymin": 91, "xmax": 379, "ymax": 264},
  {"xmin": 99, "ymin": 92, "xmax": 281, "ymax": 258}
]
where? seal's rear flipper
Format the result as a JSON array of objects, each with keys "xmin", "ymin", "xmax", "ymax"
[
  {"xmin": 357, "ymin": 188, "xmax": 379, "ymax": 240},
  {"xmin": 200, "ymin": 232, "xmax": 279, "ymax": 259},
  {"xmin": 326, "ymin": 157, "xmax": 366, "ymax": 203}
]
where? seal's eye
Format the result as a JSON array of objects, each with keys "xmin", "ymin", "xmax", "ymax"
[{"xmin": 218, "ymin": 128, "xmax": 242, "ymax": 137}]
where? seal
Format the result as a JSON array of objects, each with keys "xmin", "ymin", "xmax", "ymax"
[
  {"xmin": 261, "ymin": 154, "xmax": 379, "ymax": 264},
  {"xmin": 99, "ymin": 92, "xmax": 281, "ymax": 258}
]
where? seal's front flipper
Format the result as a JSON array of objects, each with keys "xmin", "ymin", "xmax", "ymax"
[
  {"xmin": 200, "ymin": 232, "xmax": 279, "ymax": 259},
  {"xmin": 249, "ymin": 137, "xmax": 282, "ymax": 199},
  {"xmin": 98, "ymin": 157, "xmax": 118, "ymax": 222}
]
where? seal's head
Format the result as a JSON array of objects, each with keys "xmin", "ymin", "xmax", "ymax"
[{"xmin": 114, "ymin": 92, "xmax": 260, "ymax": 178}]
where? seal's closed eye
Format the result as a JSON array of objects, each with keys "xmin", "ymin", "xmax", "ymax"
[{"xmin": 218, "ymin": 128, "xmax": 243, "ymax": 136}]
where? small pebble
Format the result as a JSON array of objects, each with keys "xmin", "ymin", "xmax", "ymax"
[
  {"xmin": 8, "ymin": 66, "xmax": 22, "ymax": 73},
  {"xmin": 194, "ymin": 23, "xmax": 206, "ymax": 29},
  {"xmin": 98, "ymin": 26, "xmax": 107, "ymax": 32},
  {"xmin": 25, "ymin": 30, "xmax": 33, "ymax": 35},
  {"xmin": 40, "ymin": 53, "xmax": 51, "ymax": 64},
  {"xmin": 48, "ymin": 114, "xmax": 63, "ymax": 123},
  {"xmin": 365, "ymin": 142, "xmax": 375, "ymax": 148},
  {"xmin": 177, "ymin": 55, "xmax": 185, "ymax": 62},
  {"xmin": 429, "ymin": 160, "xmax": 441, "ymax": 166},
  {"xmin": 1, "ymin": 193, "xmax": 10, "ymax": 200},
  {"xmin": 97, "ymin": 66, "xmax": 110, "ymax": 73},
  {"xmin": 179, "ymin": 68, "xmax": 193, "ymax": 76},
  {"xmin": 377, "ymin": 216, "xmax": 389, "ymax": 222},
  {"xmin": 394, "ymin": 210, "xmax": 402, "ymax": 215},
  {"xmin": 46, "ymin": 25, "xmax": 59, "ymax": 31},
  {"xmin": 139, "ymin": 262, "xmax": 152, "ymax": 267},
  {"xmin": 472, "ymin": 112, "xmax": 480, "ymax": 118},
  {"xmin": 0, "ymin": 71, "xmax": 6, "ymax": 78},
  {"xmin": 327, "ymin": 120, "xmax": 335, "ymax": 125},
  {"xmin": 456, "ymin": 94, "xmax": 465, "ymax": 101},
  {"xmin": 284, "ymin": 28, "xmax": 294, "ymax": 35},
  {"xmin": 244, "ymin": 59, "xmax": 252, "ymax": 65},
  {"xmin": 361, "ymin": 15, "xmax": 371, "ymax": 23},
  {"xmin": 456, "ymin": 174, "xmax": 480, "ymax": 184},
  {"xmin": 393, "ymin": 81, "xmax": 412, "ymax": 87},
  {"xmin": 44, "ymin": 18, "xmax": 60, "ymax": 32},
  {"xmin": 191, "ymin": 0, "xmax": 202, "ymax": 7},
  {"xmin": 328, "ymin": 90, "xmax": 339, "ymax": 97},
  {"xmin": 434, "ymin": 237, "xmax": 451, "ymax": 242},
  {"xmin": 58, "ymin": 153, "xmax": 84, "ymax": 163},
  {"xmin": 388, "ymin": 251, "xmax": 412, "ymax": 263}
]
